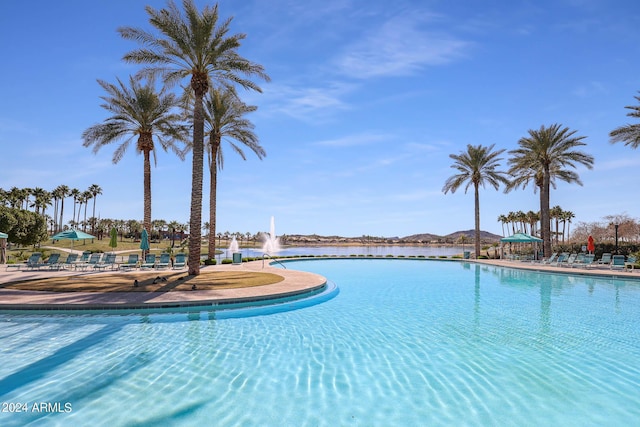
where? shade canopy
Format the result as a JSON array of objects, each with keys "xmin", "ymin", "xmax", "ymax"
[
  {"xmin": 0, "ymin": 231, "xmax": 7, "ymax": 239},
  {"xmin": 500, "ymin": 232, "xmax": 543, "ymax": 243},
  {"xmin": 51, "ymin": 229, "xmax": 96, "ymax": 241}
]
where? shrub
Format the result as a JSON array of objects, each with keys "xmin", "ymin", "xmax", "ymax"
[
  {"xmin": 221, "ymin": 258, "xmax": 233, "ymax": 264},
  {"xmin": 204, "ymin": 259, "xmax": 217, "ymax": 265}
]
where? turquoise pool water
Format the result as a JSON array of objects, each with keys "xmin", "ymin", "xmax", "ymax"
[{"xmin": 1, "ymin": 259, "xmax": 640, "ymax": 426}]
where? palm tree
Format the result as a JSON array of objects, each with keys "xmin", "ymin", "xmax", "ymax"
[
  {"xmin": 54, "ymin": 185, "xmax": 69, "ymax": 233},
  {"xmin": 609, "ymin": 92, "xmax": 640, "ymax": 149},
  {"xmin": 82, "ymin": 76, "xmax": 186, "ymax": 236},
  {"xmin": 442, "ymin": 144, "xmax": 509, "ymax": 259},
  {"xmin": 118, "ymin": 0, "xmax": 270, "ymax": 275},
  {"xmin": 561, "ymin": 210, "xmax": 575, "ymax": 243},
  {"xmin": 550, "ymin": 205, "xmax": 562, "ymax": 245},
  {"xmin": 507, "ymin": 124, "xmax": 594, "ymax": 256},
  {"xmin": 88, "ymin": 184, "xmax": 102, "ymax": 233},
  {"xmin": 70, "ymin": 188, "xmax": 81, "ymax": 227},
  {"xmin": 497, "ymin": 215, "xmax": 508, "ymax": 237},
  {"xmin": 197, "ymin": 87, "xmax": 265, "ymax": 260}
]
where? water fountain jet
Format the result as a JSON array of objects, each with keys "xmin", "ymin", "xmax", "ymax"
[{"xmin": 262, "ymin": 216, "xmax": 281, "ymax": 254}]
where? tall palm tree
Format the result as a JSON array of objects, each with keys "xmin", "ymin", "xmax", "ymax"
[
  {"xmin": 507, "ymin": 124, "xmax": 593, "ymax": 257},
  {"xmin": 561, "ymin": 210, "xmax": 575, "ymax": 243},
  {"xmin": 118, "ymin": 0, "xmax": 270, "ymax": 276},
  {"xmin": 82, "ymin": 76, "xmax": 186, "ymax": 235},
  {"xmin": 609, "ymin": 92, "xmax": 640, "ymax": 148},
  {"xmin": 88, "ymin": 184, "xmax": 102, "ymax": 233},
  {"xmin": 443, "ymin": 144, "xmax": 509, "ymax": 259},
  {"xmin": 198, "ymin": 87, "xmax": 265, "ymax": 260},
  {"xmin": 497, "ymin": 214, "xmax": 508, "ymax": 237},
  {"xmin": 70, "ymin": 188, "xmax": 81, "ymax": 227},
  {"xmin": 550, "ymin": 205, "xmax": 563, "ymax": 245},
  {"xmin": 54, "ymin": 185, "xmax": 69, "ymax": 233}
]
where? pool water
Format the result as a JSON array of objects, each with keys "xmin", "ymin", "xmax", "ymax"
[{"xmin": 1, "ymin": 259, "xmax": 640, "ymax": 426}]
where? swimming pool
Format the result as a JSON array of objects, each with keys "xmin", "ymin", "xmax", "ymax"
[{"xmin": 1, "ymin": 259, "xmax": 639, "ymax": 426}]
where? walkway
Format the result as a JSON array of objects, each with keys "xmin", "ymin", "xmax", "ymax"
[{"xmin": 0, "ymin": 260, "xmax": 327, "ymax": 311}]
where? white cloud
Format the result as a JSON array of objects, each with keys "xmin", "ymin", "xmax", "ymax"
[{"xmin": 335, "ymin": 11, "xmax": 469, "ymax": 79}]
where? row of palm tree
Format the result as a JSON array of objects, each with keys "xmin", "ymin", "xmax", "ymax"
[
  {"xmin": 443, "ymin": 124, "xmax": 594, "ymax": 259},
  {"xmin": 0, "ymin": 184, "xmax": 103, "ymax": 234},
  {"xmin": 497, "ymin": 206, "xmax": 575, "ymax": 244},
  {"xmin": 444, "ymin": 95, "xmax": 640, "ymax": 259},
  {"xmin": 82, "ymin": 1, "xmax": 270, "ymax": 275}
]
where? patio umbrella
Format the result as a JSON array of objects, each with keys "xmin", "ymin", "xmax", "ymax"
[
  {"xmin": 500, "ymin": 232, "xmax": 543, "ymax": 260},
  {"xmin": 140, "ymin": 229, "xmax": 150, "ymax": 258},
  {"xmin": 109, "ymin": 227, "xmax": 118, "ymax": 251},
  {"xmin": 51, "ymin": 228, "xmax": 96, "ymax": 251},
  {"xmin": 587, "ymin": 235, "xmax": 595, "ymax": 254},
  {"xmin": 0, "ymin": 231, "xmax": 7, "ymax": 239}
]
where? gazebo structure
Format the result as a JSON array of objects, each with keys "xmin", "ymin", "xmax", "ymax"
[{"xmin": 500, "ymin": 232, "xmax": 543, "ymax": 260}]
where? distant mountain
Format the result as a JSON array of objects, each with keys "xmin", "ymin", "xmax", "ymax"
[
  {"xmin": 401, "ymin": 229, "xmax": 502, "ymax": 243},
  {"xmin": 281, "ymin": 230, "xmax": 503, "ymax": 244}
]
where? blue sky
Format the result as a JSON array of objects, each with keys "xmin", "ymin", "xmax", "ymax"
[{"xmin": 2, "ymin": 0, "xmax": 640, "ymax": 238}]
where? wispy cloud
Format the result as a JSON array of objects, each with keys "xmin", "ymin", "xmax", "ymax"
[
  {"xmin": 572, "ymin": 81, "xmax": 609, "ymax": 98},
  {"xmin": 335, "ymin": 11, "xmax": 469, "ymax": 79},
  {"xmin": 258, "ymin": 82, "xmax": 354, "ymax": 122},
  {"xmin": 312, "ymin": 132, "xmax": 393, "ymax": 147}
]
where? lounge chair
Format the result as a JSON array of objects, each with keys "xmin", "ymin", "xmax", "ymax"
[
  {"xmin": 141, "ymin": 254, "xmax": 156, "ymax": 269},
  {"xmin": 625, "ymin": 256, "xmax": 637, "ymax": 271},
  {"xmin": 610, "ymin": 255, "xmax": 626, "ymax": 271},
  {"xmin": 577, "ymin": 254, "xmax": 596, "ymax": 268},
  {"xmin": 155, "ymin": 253, "xmax": 171, "ymax": 269},
  {"xmin": 119, "ymin": 254, "xmax": 139, "ymax": 271},
  {"xmin": 597, "ymin": 253, "xmax": 612, "ymax": 265},
  {"xmin": 59, "ymin": 253, "xmax": 79, "ymax": 270},
  {"xmin": 94, "ymin": 253, "xmax": 117, "ymax": 271},
  {"xmin": 77, "ymin": 253, "xmax": 102, "ymax": 271},
  {"xmin": 552, "ymin": 252, "xmax": 569, "ymax": 266},
  {"xmin": 541, "ymin": 253, "xmax": 558, "ymax": 265},
  {"xmin": 560, "ymin": 253, "xmax": 578, "ymax": 267},
  {"xmin": 39, "ymin": 253, "xmax": 61, "ymax": 270},
  {"xmin": 78, "ymin": 251, "xmax": 91, "ymax": 263},
  {"xmin": 172, "ymin": 253, "xmax": 187, "ymax": 269},
  {"xmin": 21, "ymin": 252, "xmax": 43, "ymax": 270}
]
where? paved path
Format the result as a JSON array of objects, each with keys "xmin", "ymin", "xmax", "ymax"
[{"xmin": 0, "ymin": 261, "xmax": 327, "ymax": 310}]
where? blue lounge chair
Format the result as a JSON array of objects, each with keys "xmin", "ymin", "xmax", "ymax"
[
  {"xmin": 119, "ymin": 254, "xmax": 139, "ymax": 271},
  {"xmin": 156, "ymin": 253, "xmax": 171, "ymax": 269},
  {"xmin": 141, "ymin": 254, "xmax": 156, "ymax": 269},
  {"xmin": 94, "ymin": 253, "xmax": 117, "ymax": 271},
  {"xmin": 22, "ymin": 252, "xmax": 43, "ymax": 270},
  {"xmin": 610, "ymin": 255, "xmax": 626, "ymax": 270},
  {"xmin": 59, "ymin": 253, "xmax": 79, "ymax": 270},
  {"xmin": 552, "ymin": 253, "xmax": 569, "ymax": 266},
  {"xmin": 598, "ymin": 253, "xmax": 612, "ymax": 265},
  {"xmin": 77, "ymin": 253, "xmax": 102, "ymax": 271},
  {"xmin": 541, "ymin": 253, "xmax": 558, "ymax": 264},
  {"xmin": 625, "ymin": 256, "xmax": 637, "ymax": 271},
  {"xmin": 577, "ymin": 254, "xmax": 596, "ymax": 268},
  {"xmin": 39, "ymin": 253, "xmax": 61, "ymax": 270},
  {"xmin": 172, "ymin": 253, "xmax": 186, "ymax": 269},
  {"xmin": 560, "ymin": 253, "xmax": 578, "ymax": 267}
]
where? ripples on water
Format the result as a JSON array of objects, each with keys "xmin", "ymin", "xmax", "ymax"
[{"xmin": 1, "ymin": 259, "xmax": 639, "ymax": 426}]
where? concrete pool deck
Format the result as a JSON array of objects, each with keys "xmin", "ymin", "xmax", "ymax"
[
  {"xmin": 0, "ymin": 256, "xmax": 638, "ymax": 311},
  {"xmin": 0, "ymin": 260, "xmax": 327, "ymax": 311}
]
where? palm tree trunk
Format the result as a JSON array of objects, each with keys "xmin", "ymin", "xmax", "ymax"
[
  {"xmin": 143, "ymin": 149, "xmax": 152, "ymax": 235},
  {"xmin": 474, "ymin": 183, "xmax": 480, "ymax": 259},
  {"xmin": 208, "ymin": 148, "xmax": 218, "ymax": 261},
  {"xmin": 541, "ymin": 169, "xmax": 552, "ymax": 257},
  {"xmin": 188, "ymin": 86, "xmax": 206, "ymax": 276}
]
